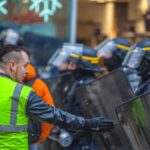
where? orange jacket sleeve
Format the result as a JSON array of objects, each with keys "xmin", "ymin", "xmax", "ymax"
[{"xmin": 32, "ymin": 78, "xmax": 55, "ymax": 141}]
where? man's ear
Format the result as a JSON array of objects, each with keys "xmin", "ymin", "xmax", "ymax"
[{"xmin": 9, "ymin": 61, "xmax": 16, "ymax": 72}]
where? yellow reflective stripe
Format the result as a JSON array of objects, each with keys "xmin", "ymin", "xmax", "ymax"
[
  {"xmin": 70, "ymin": 53, "xmax": 80, "ymax": 58},
  {"xmin": 70, "ymin": 53, "xmax": 99, "ymax": 64},
  {"xmin": 3, "ymin": 31, "xmax": 17, "ymax": 38},
  {"xmin": 0, "ymin": 83, "xmax": 28, "ymax": 132},
  {"xmin": 91, "ymin": 60, "xmax": 99, "ymax": 64},
  {"xmin": 82, "ymin": 56, "xmax": 99, "ymax": 61},
  {"xmin": 142, "ymin": 47, "xmax": 150, "ymax": 51},
  {"xmin": 117, "ymin": 44, "xmax": 130, "ymax": 51}
]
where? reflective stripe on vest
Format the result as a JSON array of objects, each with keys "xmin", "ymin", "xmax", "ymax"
[{"xmin": 0, "ymin": 83, "xmax": 27, "ymax": 132}]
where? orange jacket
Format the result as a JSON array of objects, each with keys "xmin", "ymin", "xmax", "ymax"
[{"xmin": 24, "ymin": 64, "xmax": 55, "ymax": 141}]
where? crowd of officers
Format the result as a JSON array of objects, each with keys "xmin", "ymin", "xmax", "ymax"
[{"xmin": 0, "ymin": 28, "xmax": 150, "ymax": 150}]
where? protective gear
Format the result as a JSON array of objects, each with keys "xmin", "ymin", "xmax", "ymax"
[
  {"xmin": 24, "ymin": 64, "xmax": 55, "ymax": 143},
  {"xmin": 120, "ymin": 40, "xmax": 150, "ymax": 150},
  {"xmin": 122, "ymin": 39, "xmax": 150, "ymax": 95},
  {"xmin": 122, "ymin": 39, "xmax": 150, "ymax": 76},
  {"xmin": 96, "ymin": 38, "xmax": 131, "ymax": 71},
  {"xmin": 76, "ymin": 69, "xmax": 134, "ymax": 120},
  {"xmin": 47, "ymin": 43, "xmax": 112, "ymax": 150},
  {"xmin": 116, "ymin": 92, "xmax": 150, "ymax": 150},
  {"xmin": 119, "ymin": 40, "xmax": 150, "ymax": 149},
  {"xmin": 50, "ymin": 43, "xmax": 104, "ymax": 73},
  {"xmin": 0, "ymin": 28, "xmax": 23, "ymax": 46},
  {"xmin": 122, "ymin": 67, "xmax": 141, "ymax": 93},
  {"xmin": 85, "ymin": 117, "xmax": 114, "ymax": 132},
  {"xmin": 76, "ymin": 69, "xmax": 134, "ymax": 149},
  {"xmin": 49, "ymin": 127, "xmax": 73, "ymax": 147}
]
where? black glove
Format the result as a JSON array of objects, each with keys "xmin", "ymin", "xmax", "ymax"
[{"xmin": 85, "ymin": 117, "xmax": 114, "ymax": 132}]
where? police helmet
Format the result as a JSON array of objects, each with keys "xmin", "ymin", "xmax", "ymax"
[
  {"xmin": 0, "ymin": 28, "xmax": 23, "ymax": 46},
  {"xmin": 49, "ymin": 43, "xmax": 104, "ymax": 72},
  {"xmin": 96, "ymin": 37, "xmax": 131, "ymax": 71},
  {"xmin": 122, "ymin": 39, "xmax": 150, "ymax": 76}
]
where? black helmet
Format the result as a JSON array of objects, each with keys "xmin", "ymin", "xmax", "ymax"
[
  {"xmin": 122, "ymin": 39, "xmax": 150, "ymax": 76},
  {"xmin": 49, "ymin": 43, "xmax": 104, "ymax": 72},
  {"xmin": 96, "ymin": 37, "xmax": 131, "ymax": 71}
]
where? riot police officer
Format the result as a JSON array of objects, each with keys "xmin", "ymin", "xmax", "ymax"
[
  {"xmin": 50, "ymin": 43, "xmax": 104, "ymax": 114},
  {"xmin": 95, "ymin": 37, "xmax": 139, "ymax": 92},
  {"xmin": 122, "ymin": 39, "xmax": 150, "ymax": 95},
  {"xmin": 118, "ymin": 39, "xmax": 150, "ymax": 149},
  {"xmin": 96, "ymin": 37, "xmax": 131, "ymax": 72},
  {"xmin": 48, "ymin": 43, "xmax": 105, "ymax": 150}
]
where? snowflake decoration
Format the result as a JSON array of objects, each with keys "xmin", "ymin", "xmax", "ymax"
[
  {"xmin": 29, "ymin": 0, "xmax": 63, "ymax": 22},
  {"xmin": 0, "ymin": 0, "xmax": 8, "ymax": 15}
]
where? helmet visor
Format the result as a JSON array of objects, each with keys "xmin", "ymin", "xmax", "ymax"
[
  {"xmin": 97, "ymin": 39, "xmax": 117, "ymax": 58},
  {"xmin": 122, "ymin": 47, "xmax": 144, "ymax": 69},
  {"xmin": 49, "ymin": 44, "xmax": 83, "ymax": 67},
  {"xmin": 49, "ymin": 49, "xmax": 70, "ymax": 67}
]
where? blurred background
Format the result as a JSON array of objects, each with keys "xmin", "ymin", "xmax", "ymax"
[{"xmin": 0, "ymin": 0, "xmax": 150, "ymax": 66}]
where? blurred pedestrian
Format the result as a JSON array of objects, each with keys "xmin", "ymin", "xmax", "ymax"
[
  {"xmin": 24, "ymin": 63, "xmax": 55, "ymax": 150},
  {"xmin": 0, "ymin": 28, "xmax": 23, "ymax": 46}
]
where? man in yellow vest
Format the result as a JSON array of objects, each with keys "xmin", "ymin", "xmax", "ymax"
[{"xmin": 0, "ymin": 45, "xmax": 114, "ymax": 150}]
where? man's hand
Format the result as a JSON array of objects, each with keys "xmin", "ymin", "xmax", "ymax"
[{"xmin": 85, "ymin": 117, "xmax": 114, "ymax": 132}]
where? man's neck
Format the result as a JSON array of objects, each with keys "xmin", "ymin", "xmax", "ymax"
[
  {"xmin": 0, "ymin": 68, "xmax": 7, "ymax": 74},
  {"xmin": 0, "ymin": 68, "xmax": 11, "ymax": 78}
]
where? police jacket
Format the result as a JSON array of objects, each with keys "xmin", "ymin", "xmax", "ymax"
[
  {"xmin": 57, "ymin": 70, "xmax": 98, "ymax": 149},
  {"xmin": 61, "ymin": 69, "xmax": 96, "ymax": 115}
]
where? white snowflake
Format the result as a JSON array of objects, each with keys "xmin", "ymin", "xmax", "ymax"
[
  {"xmin": 0, "ymin": 0, "xmax": 8, "ymax": 15},
  {"xmin": 29, "ymin": 0, "xmax": 63, "ymax": 22}
]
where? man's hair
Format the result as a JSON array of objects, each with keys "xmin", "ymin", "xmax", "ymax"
[{"xmin": 0, "ymin": 45, "xmax": 30, "ymax": 64}]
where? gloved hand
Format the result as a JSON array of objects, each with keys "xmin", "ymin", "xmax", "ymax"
[{"xmin": 85, "ymin": 117, "xmax": 114, "ymax": 132}]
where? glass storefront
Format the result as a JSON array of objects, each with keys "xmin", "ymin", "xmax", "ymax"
[{"xmin": 0, "ymin": 0, "xmax": 70, "ymax": 66}]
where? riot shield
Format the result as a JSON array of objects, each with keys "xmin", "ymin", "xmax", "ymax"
[
  {"xmin": 116, "ymin": 92, "xmax": 150, "ymax": 150},
  {"xmin": 44, "ymin": 71, "xmax": 76, "ymax": 108},
  {"xmin": 75, "ymin": 69, "xmax": 135, "ymax": 150},
  {"xmin": 76, "ymin": 69, "xmax": 134, "ymax": 121}
]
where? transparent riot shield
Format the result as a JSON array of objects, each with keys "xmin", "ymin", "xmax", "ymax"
[
  {"xmin": 44, "ymin": 71, "xmax": 76, "ymax": 108},
  {"xmin": 116, "ymin": 92, "xmax": 150, "ymax": 150},
  {"xmin": 75, "ymin": 69, "xmax": 135, "ymax": 150}
]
